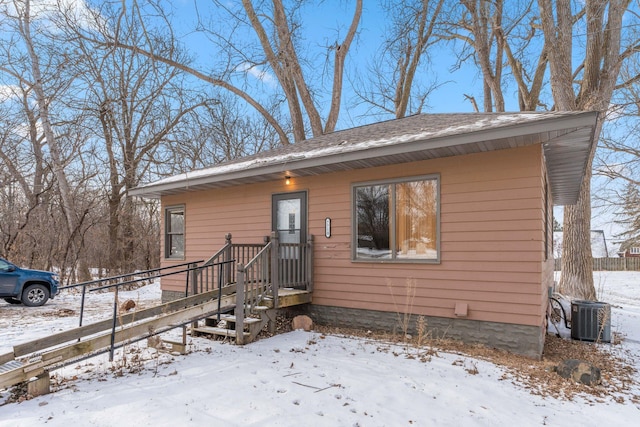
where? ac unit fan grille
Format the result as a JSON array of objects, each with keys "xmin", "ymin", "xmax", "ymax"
[{"xmin": 570, "ymin": 300, "xmax": 611, "ymax": 343}]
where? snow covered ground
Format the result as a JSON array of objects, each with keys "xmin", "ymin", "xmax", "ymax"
[{"xmin": 1, "ymin": 272, "xmax": 639, "ymax": 426}]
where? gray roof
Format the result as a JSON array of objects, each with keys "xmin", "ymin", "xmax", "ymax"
[{"xmin": 131, "ymin": 111, "xmax": 598, "ymax": 204}]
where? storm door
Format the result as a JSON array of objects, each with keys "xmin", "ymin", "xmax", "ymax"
[{"xmin": 272, "ymin": 191, "xmax": 307, "ymax": 288}]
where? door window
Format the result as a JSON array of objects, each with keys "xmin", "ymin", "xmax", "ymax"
[{"xmin": 272, "ymin": 192, "xmax": 307, "ymax": 258}]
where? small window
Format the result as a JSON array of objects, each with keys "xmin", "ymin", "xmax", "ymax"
[
  {"xmin": 165, "ymin": 206, "xmax": 185, "ymax": 259},
  {"xmin": 353, "ymin": 175, "xmax": 439, "ymax": 262},
  {"xmin": 630, "ymin": 247, "xmax": 640, "ymax": 255}
]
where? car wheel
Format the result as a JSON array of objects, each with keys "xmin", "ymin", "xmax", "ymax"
[
  {"xmin": 3, "ymin": 297, "xmax": 22, "ymax": 305},
  {"xmin": 22, "ymin": 284, "xmax": 50, "ymax": 307}
]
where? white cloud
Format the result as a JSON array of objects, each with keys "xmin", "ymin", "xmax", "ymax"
[
  {"xmin": 0, "ymin": 85, "xmax": 20, "ymax": 103},
  {"xmin": 2, "ymin": 0, "xmax": 100, "ymax": 32},
  {"xmin": 236, "ymin": 61, "xmax": 277, "ymax": 87}
]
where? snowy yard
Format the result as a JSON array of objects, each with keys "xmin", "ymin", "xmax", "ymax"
[{"xmin": 1, "ymin": 272, "xmax": 639, "ymax": 426}]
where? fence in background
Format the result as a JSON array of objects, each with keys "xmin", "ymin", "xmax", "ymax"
[{"xmin": 554, "ymin": 257, "xmax": 640, "ymax": 271}]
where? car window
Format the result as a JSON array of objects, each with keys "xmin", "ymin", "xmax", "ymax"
[{"xmin": 0, "ymin": 259, "xmax": 12, "ymax": 271}]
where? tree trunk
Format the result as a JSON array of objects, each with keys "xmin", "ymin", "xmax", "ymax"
[
  {"xmin": 539, "ymin": 0, "xmax": 629, "ymax": 300},
  {"xmin": 21, "ymin": 0, "xmax": 91, "ymax": 282},
  {"xmin": 560, "ymin": 171, "xmax": 596, "ymax": 300}
]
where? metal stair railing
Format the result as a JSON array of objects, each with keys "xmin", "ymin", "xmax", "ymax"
[{"xmin": 62, "ymin": 260, "xmax": 203, "ymax": 329}]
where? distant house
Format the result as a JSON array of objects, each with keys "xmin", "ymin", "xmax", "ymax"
[
  {"xmin": 553, "ymin": 230, "xmax": 609, "ymax": 258},
  {"xmin": 131, "ymin": 112, "xmax": 598, "ymax": 359},
  {"xmin": 618, "ymin": 238, "xmax": 640, "ymax": 257}
]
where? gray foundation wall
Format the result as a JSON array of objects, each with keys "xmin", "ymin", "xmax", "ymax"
[
  {"xmin": 162, "ymin": 289, "xmax": 545, "ymax": 358},
  {"xmin": 294, "ymin": 304, "xmax": 545, "ymax": 359}
]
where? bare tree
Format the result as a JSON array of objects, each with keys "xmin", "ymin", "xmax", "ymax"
[
  {"xmin": 69, "ymin": 0, "xmax": 362, "ymax": 145},
  {"xmin": 0, "ymin": 0, "xmax": 364, "ymax": 276},
  {"xmin": 458, "ymin": 0, "xmax": 507, "ymax": 112},
  {"xmin": 596, "ymin": 64, "xmax": 640, "ymax": 247},
  {"xmin": 539, "ymin": 0, "xmax": 636, "ymax": 299},
  {"xmin": 447, "ymin": 0, "xmax": 638, "ymax": 299},
  {"xmin": 614, "ymin": 182, "xmax": 640, "ymax": 244},
  {"xmin": 59, "ymin": 3, "xmax": 208, "ymax": 274},
  {"xmin": 0, "ymin": 0, "xmax": 94, "ymax": 279},
  {"xmin": 215, "ymin": 0, "xmax": 362, "ymax": 138},
  {"xmin": 19, "ymin": 1, "xmax": 83, "ymax": 272},
  {"xmin": 163, "ymin": 95, "xmax": 281, "ymax": 174},
  {"xmin": 444, "ymin": 0, "xmax": 547, "ymax": 113},
  {"xmin": 355, "ymin": 0, "xmax": 446, "ymax": 119},
  {"xmin": 0, "ymin": 82, "xmax": 56, "ymax": 265}
]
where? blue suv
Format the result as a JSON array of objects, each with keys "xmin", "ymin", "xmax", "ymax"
[{"xmin": 0, "ymin": 258, "xmax": 60, "ymax": 306}]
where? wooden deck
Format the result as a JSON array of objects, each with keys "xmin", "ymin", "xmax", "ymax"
[{"xmin": 262, "ymin": 288, "xmax": 313, "ymax": 309}]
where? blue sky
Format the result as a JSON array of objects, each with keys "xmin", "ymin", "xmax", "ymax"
[{"xmin": 167, "ymin": 1, "xmax": 489, "ymax": 125}]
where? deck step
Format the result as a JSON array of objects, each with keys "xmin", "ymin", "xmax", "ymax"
[
  {"xmin": 192, "ymin": 326, "xmax": 249, "ymax": 338},
  {"xmin": 217, "ymin": 314, "xmax": 262, "ymax": 325}
]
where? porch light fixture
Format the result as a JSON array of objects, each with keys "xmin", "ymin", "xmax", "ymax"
[{"xmin": 285, "ymin": 175, "xmax": 291, "ymax": 185}]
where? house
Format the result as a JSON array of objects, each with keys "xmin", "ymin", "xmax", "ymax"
[
  {"xmin": 131, "ymin": 112, "xmax": 598, "ymax": 358},
  {"xmin": 618, "ymin": 238, "xmax": 640, "ymax": 257}
]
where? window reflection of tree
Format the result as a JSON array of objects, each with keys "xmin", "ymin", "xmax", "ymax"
[
  {"xmin": 396, "ymin": 181, "xmax": 436, "ymax": 256},
  {"xmin": 356, "ymin": 185, "xmax": 390, "ymax": 251}
]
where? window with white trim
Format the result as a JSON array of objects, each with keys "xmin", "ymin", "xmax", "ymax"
[
  {"xmin": 165, "ymin": 206, "xmax": 185, "ymax": 259},
  {"xmin": 353, "ymin": 175, "xmax": 439, "ymax": 262},
  {"xmin": 630, "ymin": 247, "xmax": 640, "ymax": 255}
]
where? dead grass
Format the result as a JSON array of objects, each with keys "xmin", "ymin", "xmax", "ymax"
[
  {"xmin": 309, "ymin": 323, "xmax": 640, "ymax": 404},
  {"xmin": 503, "ymin": 333, "xmax": 638, "ymax": 403}
]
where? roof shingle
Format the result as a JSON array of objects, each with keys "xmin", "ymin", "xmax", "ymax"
[{"xmin": 131, "ymin": 111, "xmax": 598, "ymax": 204}]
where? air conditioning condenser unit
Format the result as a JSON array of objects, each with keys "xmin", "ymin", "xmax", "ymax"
[{"xmin": 570, "ymin": 300, "xmax": 611, "ymax": 343}]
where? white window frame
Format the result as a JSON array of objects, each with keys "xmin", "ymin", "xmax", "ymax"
[{"xmin": 165, "ymin": 205, "xmax": 185, "ymax": 259}]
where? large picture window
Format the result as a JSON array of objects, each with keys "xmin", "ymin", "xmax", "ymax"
[
  {"xmin": 165, "ymin": 206, "xmax": 185, "ymax": 259},
  {"xmin": 354, "ymin": 176, "xmax": 439, "ymax": 262}
]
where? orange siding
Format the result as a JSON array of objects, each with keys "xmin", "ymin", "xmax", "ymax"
[{"xmin": 161, "ymin": 145, "xmax": 547, "ymax": 327}]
